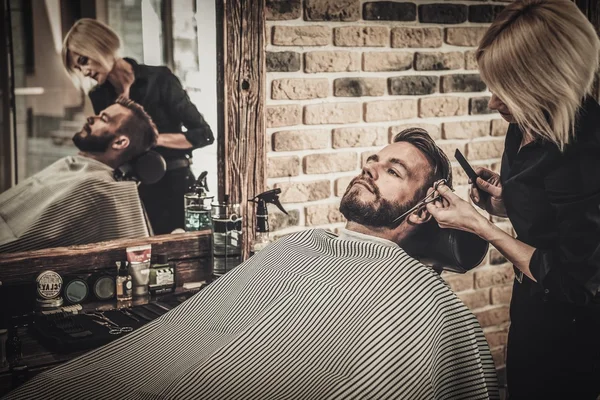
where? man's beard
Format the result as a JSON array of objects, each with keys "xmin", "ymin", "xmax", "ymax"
[
  {"xmin": 72, "ymin": 125, "xmax": 115, "ymax": 152},
  {"xmin": 339, "ymin": 176, "xmax": 417, "ymax": 229}
]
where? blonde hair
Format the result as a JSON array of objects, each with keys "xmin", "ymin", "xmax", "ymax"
[
  {"xmin": 62, "ymin": 19, "xmax": 121, "ymax": 85},
  {"xmin": 477, "ymin": 0, "xmax": 600, "ymax": 150}
]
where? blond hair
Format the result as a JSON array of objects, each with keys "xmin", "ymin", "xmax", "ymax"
[
  {"xmin": 62, "ymin": 19, "xmax": 121, "ymax": 84},
  {"xmin": 477, "ymin": 0, "xmax": 600, "ymax": 150}
]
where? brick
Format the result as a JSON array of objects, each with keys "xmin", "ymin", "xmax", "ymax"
[
  {"xmin": 335, "ymin": 176, "xmax": 354, "ymax": 197},
  {"xmin": 467, "ymin": 138, "xmax": 505, "ymax": 160},
  {"xmin": 491, "ymin": 119, "xmax": 509, "ymax": 136},
  {"xmin": 334, "ymin": 26, "xmax": 389, "ymax": 47},
  {"xmin": 272, "ymin": 79, "xmax": 329, "ymax": 100},
  {"xmin": 491, "ymin": 284, "xmax": 513, "ymax": 305},
  {"xmin": 469, "ymin": 5, "xmax": 505, "ymax": 23},
  {"xmin": 266, "ymin": 105, "xmax": 301, "ymax": 128},
  {"xmin": 452, "ymin": 165, "xmax": 471, "ymax": 186},
  {"xmin": 390, "ymin": 123, "xmax": 441, "ymax": 141},
  {"xmin": 475, "ymin": 306, "xmax": 510, "ymax": 328},
  {"xmin": 445, "ymin": 27, "xmax": 488, "ymax": 47},
  {"xmin": 442, "ymin": 272, "xmax": 474, "ymax": 292},
  {"xmin": 438, "ymin": 141, "xmax": 465, "ymax": 160},
  {"xmin": 274, "ymin": 180, "xmax": 331, "ymax": 203},
  {"xmin": 267, "ymin": 156, "xmax": 300, "ymax": 178},
  {"xmin": 304, "ymin": 103, "xmax": 361, "ymax": 125},
  {"xmin": 269, "ymin": 209, "xmax": 300, "ymax": 231},
  {"xmin": 305, "ymin": 51, "xmax": 360, "ymax": 73},
  {"xmin": 443, "ymin": 121, "xmax": 490, "ymax": 140},
  {"xmin": 362, "ymin": 52, "xmax": 413, "ymax": 72},
  {"xmin": 334, "ymin": 78, "xmax": 386, "ymax": 97},
  {"xmin": 414, "ymin": 51, "xmax": 463, "ymax": 71},
  {"xmin": 491, "ymin": 347, "xmax": 506, "ymax": 367},
  {"xmin": 484, "ymin": 329, "xmax": 509, "ymax": 349},
  {"xmin": 458, "ymin": 289, "xmax": 491, "ymax": 310},
  {"xmin": 305, "ymin": 203, "xmax": 346, "ymax": 226},
  {"xmin": 465, "ymin": 50, "xmax": 478, "ymax": 70},
  {"xmin": 389, "ymin": 76, "xmax": 438, "ymax": 96},
  {"xmin": 271, "ymin": 129, "xmax": 329, "ymax": 151},
  {"xmin": 266, "ymin": 52, "xmax": 301, "ymax": 72},
  {"xmin": 475, "ymin": 265, "xmax": 514, "ymax": 289},
  {"xmin": 392, "ymin": 27, "xmax": 442, "ymax": 48},
  {"xmin": 441, "ymin": 74, "xmax": 486, "ymax": 93},
  {"xmin": 333, "ymin": 126, "xmax": 388, "ymax": 149},
  {"xmin": 304, "ymin": 152, "xmax": 358, "ymax": 174},
  {"xmin": 272, "ymin": 26, "xmax": 331, "ymax": 46},
  {"xmin": 304, "ymin": 0, "xmax": 361, "ymax": 21},
  {"xmin": 470, "ymin": 97, "xmax": 494, "ymax": 115},
  {"xmin": 363, "ymin": 2, "xmax": 417, "ymax": 21},
  {"xmin": 266, "ymin": 0, "xmax": 301, "ymax": 20},
  {"xmin": 419, "ymin": 97, "xmax": 468, "ymax": 118},
  {"xmin": 489, "ymin": 248, "xmax": 507, "ymax": 265},
  {"xmin": 364, "ymin": 99, "xmax": 418, "ymax": 122},
  {"xmin": 419, "ymin": 4, "xmax": 467, "ymax": 24}
]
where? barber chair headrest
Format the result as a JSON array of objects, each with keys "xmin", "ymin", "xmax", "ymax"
[
  {"xmin": 114, "ymin": 151, "xmax": 166, "ymax": 185},
  {"xmin": 405, "ymin": 224, "xmax": 489, "ymax": 274}
]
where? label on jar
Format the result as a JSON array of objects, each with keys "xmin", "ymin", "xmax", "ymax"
[{"xmin": 36, "ymin": 271, "xmax": 63, "ymax": 300}]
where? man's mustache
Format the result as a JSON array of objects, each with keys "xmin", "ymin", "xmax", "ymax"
[
  {"xmin": 83, "ymin": 123, "xmax": 91, "ymax": 134},
  {"xmin": 347, "ymin": 176, "xmax": 380, "ymax": 197}
]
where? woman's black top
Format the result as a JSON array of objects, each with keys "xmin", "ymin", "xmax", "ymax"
[
  {"xmin": 501, "ymin": 97, "xmax": 600, "ymax": 305},
  {"xmin": 89, "ymin": 58, "xmax": 214, "ymax": 160}
]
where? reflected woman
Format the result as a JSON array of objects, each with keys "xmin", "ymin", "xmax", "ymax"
[{"xmin": 62, "ymin": 18, "xmax": 214, "ymax": 235}]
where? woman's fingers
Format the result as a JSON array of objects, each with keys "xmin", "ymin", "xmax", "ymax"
[{"xmin": 476, "ymin": 177, "xmax": 502, "ymax": 197}]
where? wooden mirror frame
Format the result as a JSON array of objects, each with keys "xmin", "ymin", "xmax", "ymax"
[{"xmin": 0, "ymin": 0, "xmax": 266, "ymax": 282}]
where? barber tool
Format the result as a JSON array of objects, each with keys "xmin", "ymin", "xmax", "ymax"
[
  {"xmin": 128, "ymin": 307, "xmax": 154, "ymax": 322},
  {"xmin": 89, "ymin": 312, "xmax": 133, "ymax": 335},
  {"xmin": 119, "ymin": 309, "xmax": 140, "ymax": 323},
  {"xmin": 36, "ymin": 271, "xmax": 64, "ymax": 310},
  {"xmin": 184, "ymin": 171, "xmax": 214, "ymax": 232},
  {"xmin": 248, "ymin": 189, "xmax": 288, "ymax": 256},
  {"xmin": 454, "ymin": 149, "xmax": 489, "ymax": 201},
  {"xmin": 40, "ymin": 304, "xmax": 83, "ymax": 316},
  {"xmin": 392, "ymin": 179, "xmax": 451, "ymax": 224},
  {"xmin": 212, "ymin": 194, "xmax": 243, "ymax": 275}
]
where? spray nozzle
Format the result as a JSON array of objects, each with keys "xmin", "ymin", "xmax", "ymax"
[{"xmin": 249, "ymin": 188, "xmax": 288, "ymax": 215}]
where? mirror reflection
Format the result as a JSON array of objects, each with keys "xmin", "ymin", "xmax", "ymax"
[{"xmin": 2, "ymin": 0, "xmax": 219, "ymax": 252}]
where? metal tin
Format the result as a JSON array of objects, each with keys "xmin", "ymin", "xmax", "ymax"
[
  {"xmin": 36, "ymin": 297, "xmax": 64, "ymax": 309},
  {"xmin": 36, "ymin": 271, "xmax": 63, "ymax": 300},
  {"xmin": 92, "ymin": 275, "xmax": 115, "ymax": 301},
  {"xmin": 63, "ymin": 278, "xmax": 89, "ymax": 304}
]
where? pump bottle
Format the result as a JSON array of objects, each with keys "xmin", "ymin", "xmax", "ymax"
[{"xmin": 249, "ymin": 189, "xmax": 287, "ymax": 256}]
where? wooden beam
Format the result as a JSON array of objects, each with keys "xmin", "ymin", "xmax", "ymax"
[
  {"xmin": 219, "ymin": 0, "xmax": 266, "ymax": 259},
  {"xmin": 0, "ymin": 230, "xmax": 213, "ymax": 286}
]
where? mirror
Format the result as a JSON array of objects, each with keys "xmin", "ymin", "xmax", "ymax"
[{"xmin": 0, "ymin": 0, "xmax": 226, "ymax": 254}]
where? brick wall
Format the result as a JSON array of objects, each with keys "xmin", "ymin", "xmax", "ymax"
[{"xmin": 265, "ymin": 0, "xmax": 515, "ymax": 373}]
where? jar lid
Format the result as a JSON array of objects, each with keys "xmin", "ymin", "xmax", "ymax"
[{"xmin": 36, "ymin": 271, "xmax": 63, "ymax": 300}]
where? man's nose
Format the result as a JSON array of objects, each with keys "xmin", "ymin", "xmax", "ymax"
[
  {"xmin": 362, "ymin": 163, "xmax": 378, "ymax": 180},
  {"xmin": 87, "ymin": 116, "xmax": 95, "ymax": 125}
]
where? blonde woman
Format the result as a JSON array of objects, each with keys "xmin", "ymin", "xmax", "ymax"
[
  {"xmin": 62, "ymin": 19, "xmax": 214, "ymax": 234},
  {"xmin": 424, "ymin": 1, "xmax": 600, "ymax": 398}
]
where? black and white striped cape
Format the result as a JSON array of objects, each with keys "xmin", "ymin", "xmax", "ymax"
[
  {"xmin": 5, "ymin": 229, "xmax": 499, "ymax": 400},
  {"xmin": 0, "ymin": 156, "xmax": 150, "ymax": 253}
]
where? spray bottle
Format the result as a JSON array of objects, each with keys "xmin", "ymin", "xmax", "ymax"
[
  {"xmin": 184, "ymin": 171, "xmax": 213, "ymax": 231},
  {"xmin": 248, "ymin": 189, "xmax": 287, "ymax": 256}
]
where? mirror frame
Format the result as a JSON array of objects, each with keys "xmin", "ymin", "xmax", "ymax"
[{"xmin": 0, "ymin": 0, "xmax": 266, "ymax": 276}]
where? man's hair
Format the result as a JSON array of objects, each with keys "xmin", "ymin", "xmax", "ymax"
[
  {"xmin": 392, "ymin": 127, "xmax": 452, "ymax": 201},
  {"xmin": 114, "ymin": 97, "xmax": 159, "ymax": 161},
  {"xmin": 62, "ymin": 19, "xmax": 121, "ymax": 87},
  {"xmin": 476, "ymin": 0, "xmax": 600, "ymax": 150}
]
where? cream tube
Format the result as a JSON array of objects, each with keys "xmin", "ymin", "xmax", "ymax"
[{"xmin": 126, "ymin": 244, "xmax": 152, "ymax": 297}]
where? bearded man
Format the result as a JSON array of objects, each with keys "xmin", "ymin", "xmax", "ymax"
[
  {"xmin": 0, "ymin": 97, "xmax": 158, "ymax": 253},
  {"xmin": 4, "ymin": 128, "xmax": 499, "ymax": 400}
]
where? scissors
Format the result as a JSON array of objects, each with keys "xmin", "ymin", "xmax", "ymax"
[
  {"xmin": 90, "ymin": 312, "xmax": 133, "ymax": 335},
  {"xmin": 392, "ymin": 179, "xmax": 452, "ymax": 224}
]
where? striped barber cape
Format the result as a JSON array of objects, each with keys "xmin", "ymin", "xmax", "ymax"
[
  {"xmin": 4, "ymin": 229, "xmax": 499, "ymax": 400},
  {"xmin": 0, "ymin": 155, "xmax": 150, "ymax": 253}
]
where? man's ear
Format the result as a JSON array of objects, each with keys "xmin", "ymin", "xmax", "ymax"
[
  {"xmin": 111, "ymin": 135, "xmax": 130, "ymax": 150},
  {"xmin": 407, "ymin": 206, "xmax": 432, "ymax": 225}
]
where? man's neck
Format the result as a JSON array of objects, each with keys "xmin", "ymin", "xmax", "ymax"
[
  {"xmin": 345, "ymin": 221, "xmax": 412, "ymax": 247},
  {"xmin": 78, "ymin": 152, "xmax": 119, "ymax": 170}
]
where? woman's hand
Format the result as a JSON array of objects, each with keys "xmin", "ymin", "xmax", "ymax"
[
  {"xmin": 470, "ymin": 167, "xmax": 507, "ymax": 218},
  {"xmin": 425, "ymin": 183, "xmax": 490, "ymax": 236}
]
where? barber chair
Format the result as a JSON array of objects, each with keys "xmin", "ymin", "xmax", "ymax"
[{"xmin": 114, "ymin": 151, "xmax": 167, "ymax": 185}]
